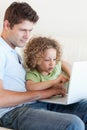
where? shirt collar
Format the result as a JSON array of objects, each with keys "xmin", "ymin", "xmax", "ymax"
[{"xmin": 0, "ymin": 36, "xmax": 16, "ymax": 54}]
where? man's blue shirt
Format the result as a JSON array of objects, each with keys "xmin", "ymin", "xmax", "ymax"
[{"xmin": 0, "ymin": 37, "xmax": 26, "ymax": 117}]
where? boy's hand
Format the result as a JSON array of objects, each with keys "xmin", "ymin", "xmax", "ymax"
[{"xmin": 56, "ymin": 74, "xmax": 69, "ymax": 84}]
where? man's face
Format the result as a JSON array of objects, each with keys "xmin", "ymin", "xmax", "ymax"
[{"xmin": 4, "ymin": 20, "xmax": 34, "ymax": 49}]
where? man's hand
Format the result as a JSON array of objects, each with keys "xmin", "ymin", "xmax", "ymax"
[{"xmin": 39, "ymin": 86, "xmax": 66, "ymax": 99}]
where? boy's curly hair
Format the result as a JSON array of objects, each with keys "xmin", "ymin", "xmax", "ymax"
[{"xmin": 23, "ymin": 36, "xmax": 62, "ymax": 70}]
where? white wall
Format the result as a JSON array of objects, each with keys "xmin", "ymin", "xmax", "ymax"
[
  {"xmin": 0, "ymin": 0, "xmax": 87, "ymax": 37},
  {"xmin": 0, "ymin": 0, "xmax": 87, "ymax": 63}
]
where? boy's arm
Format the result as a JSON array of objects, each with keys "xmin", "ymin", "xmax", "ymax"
[
  {"xmin": 26, "ymin": 79, "xmax": 59, "ymax": 91},
  {"xmin": 61, "ymin": 61, "xmax": 72, "ymax": 77},
  {"xmin": 26, "ymin": 74, "xmax": 69, "ymax": 91}
]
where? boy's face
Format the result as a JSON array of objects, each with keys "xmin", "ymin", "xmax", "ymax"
[
  {"xmin": 37, "ymin": 48, "xmax": 57, "ymax": 75},
  {"xmin": 3, "ymin": 20, "xmax": 34, "ymax": 49}
]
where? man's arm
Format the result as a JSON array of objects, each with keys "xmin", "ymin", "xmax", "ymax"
[{"xmin": 0, "ymin": 79, "xmax": 66, "ymax": 107}]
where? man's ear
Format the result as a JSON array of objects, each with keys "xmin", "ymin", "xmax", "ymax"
[{"xmin": 3, "ymin": 20, "xmax": 10, "ymax": 30}]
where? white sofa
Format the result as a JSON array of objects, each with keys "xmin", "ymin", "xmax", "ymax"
[
  {"xmin": 0, "ymin": 128, "xmax": 12, "ymax": 130},
  {"xmin": 17, "ymin": 36, "xmax": 87, "ymax": 65},
  {"xmin": 56, "ymin": 36, "xmax": 87, "ymax": 64}
]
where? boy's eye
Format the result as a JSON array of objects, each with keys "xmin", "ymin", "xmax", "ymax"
[
  {"xmin": 44, "ymin": 59, "xmax": 56, "ymax": 61},
  {"xmin": 44, "ymin": 59, "xmax": 50, "ymax": 61}
]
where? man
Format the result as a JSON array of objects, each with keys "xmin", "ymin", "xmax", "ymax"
[{"xmin": 0, "ymin": 2, "xmax": 86, "ymax": 130}]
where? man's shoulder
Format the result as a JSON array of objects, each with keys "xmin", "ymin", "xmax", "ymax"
[{"xmin": 0, "ymin": 37, "xmax": 6, "ymax": 51}]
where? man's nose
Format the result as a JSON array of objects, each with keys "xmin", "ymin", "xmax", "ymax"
[{"xmin": 24, "ymin": 31, "xmax": 30, "ymax": 39}]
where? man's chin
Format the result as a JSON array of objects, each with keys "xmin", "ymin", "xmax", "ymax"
[{"xmin": 18, "ymin": 44, "xmax": 25, "ymax": 48}]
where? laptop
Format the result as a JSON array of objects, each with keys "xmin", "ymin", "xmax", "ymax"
[{"xmin": 39, "ymin": 61, "xmax": 87, "ymax": 105}]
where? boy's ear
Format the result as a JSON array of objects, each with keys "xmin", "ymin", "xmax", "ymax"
[
  {"xmin": 37, "ymin": 58, "xmax": 42, "ymax": 66},
  {"xmin": 37, "ymin": 61, "xmax": 41, "ymax": 66}
]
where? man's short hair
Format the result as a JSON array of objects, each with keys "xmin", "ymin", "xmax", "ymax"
[{"xmin": 4, "ymin": 2, "xmax": 39, "ymax": 28}]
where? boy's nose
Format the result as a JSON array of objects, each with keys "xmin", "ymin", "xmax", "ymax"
[{"xmin": 50, "ymin": 60, "xmax": 54, "ymax": 66}]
